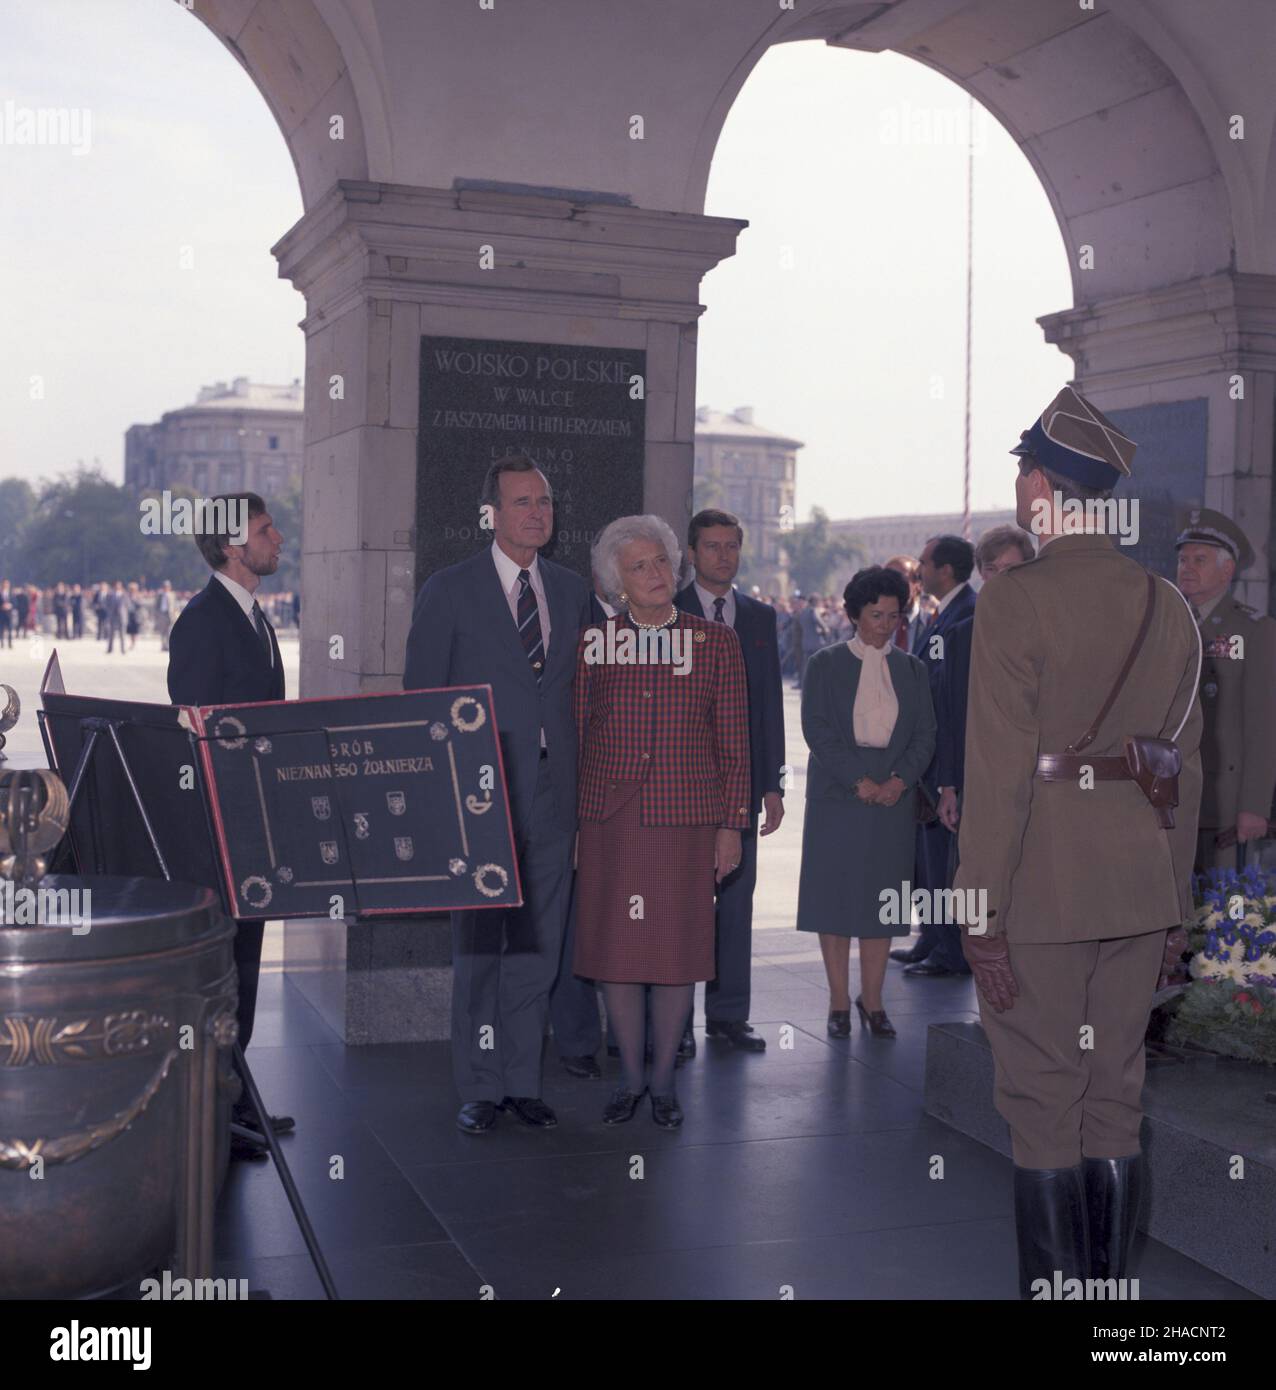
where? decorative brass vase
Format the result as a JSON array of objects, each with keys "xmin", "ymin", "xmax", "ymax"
[{"xmin": 0, "ymin": 876, "xmax": 238, "ymax": 1299}]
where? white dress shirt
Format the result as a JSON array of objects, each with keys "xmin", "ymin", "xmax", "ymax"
[
  {"xmin": 694, "ymin": 580, "xmax": 736, "ymax": 627},
  {"xmin": 215, "ymin": 570, "xmax": 273, "ymax": 667},
  {"xmin": 491, "ymin": 543, "xmax": 551, "ymax": 653},
  {"xmin": 935, "ymin": 580, "xmax": 969, "ymax": 619}
]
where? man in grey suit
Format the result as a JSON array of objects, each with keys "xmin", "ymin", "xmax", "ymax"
[{"xmin": 404, "ymin": 455, "xmax": 591, "ymax": 1134}]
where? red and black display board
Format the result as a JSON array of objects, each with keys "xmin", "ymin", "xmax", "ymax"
[{"xmin": 40, "ymin": 682, "xmax": 520, "ymax": 920}]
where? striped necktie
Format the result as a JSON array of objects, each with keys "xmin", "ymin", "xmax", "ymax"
[
  {"xmin": 517, "ymin": 569, "xmax": 545, "ymax": 682},
  {"xmin": 713, "ymin": 596, "xmax": 726, "ymax": 623}
]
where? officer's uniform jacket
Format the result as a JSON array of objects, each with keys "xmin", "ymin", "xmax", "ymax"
[
  {"xmin": 953, "ymin": 534, "xmax": 1202, "ymax": 943},
  {"xmin": 1195, "ymin": 591, "xmax": 1276, "ymax": 830}
]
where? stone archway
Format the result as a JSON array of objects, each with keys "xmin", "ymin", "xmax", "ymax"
[{"xmin": 190, "ymin": 0, "xmax": 381, "ymax": 206}]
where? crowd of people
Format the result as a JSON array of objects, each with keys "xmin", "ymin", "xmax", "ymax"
[{"xmin": 0, "ymin": 579, "xmax": 299, "ymax": 652}]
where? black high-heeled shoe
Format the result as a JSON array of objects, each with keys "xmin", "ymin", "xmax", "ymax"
[
  {"xmin": 855, "ymin": 995, "xmax": 896, "ymax": 1038},
  {"xmin": 650, "ymin": 1093, "xmax": 683, "ymax": 1129},
  {"xmin": 827, "ymin": 1010, "xmax": 851, "ymax": 1038},
  {"xmin": 602, "ymin": 1086, "xmax": 646, "ymax": 1125}
]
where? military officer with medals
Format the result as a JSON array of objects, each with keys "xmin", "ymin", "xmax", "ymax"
[
  {"xmin": 954, "ymin": 387, "xmax": 1203, "ymax": 1299},
  {"xmin": 1175, "ymin": 509, "xmax": 1276, "ymax": 869}
]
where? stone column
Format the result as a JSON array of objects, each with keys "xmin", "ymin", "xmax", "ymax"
[
  {"xmin": 272, "ymin": 180, "xmax": 744, "ymax": 1041},
  {"xmin": 1039, "ymin": 272, "xmax": 1276, "ymax": 612}
]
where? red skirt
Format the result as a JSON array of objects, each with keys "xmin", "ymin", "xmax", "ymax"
[{"xmin": 573, "ymin": 782, "xmax": 718, "ymax": 985}]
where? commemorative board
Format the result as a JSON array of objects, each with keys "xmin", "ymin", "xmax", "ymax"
[{"xmin": 196, "ymin": 686, "xmax": 521, "ymax": 919}]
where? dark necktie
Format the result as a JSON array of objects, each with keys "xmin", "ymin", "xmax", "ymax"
[
  {"xmin": 713, "ymin": 596, "xmax": 726, "ymax": 623},
  {"xmin": 517, "ymin": 569, "xmax": 545, "ymax": 682},
  {"xmin": 252, "ymin": 600, "xmax": 273, "ymax": 664}
]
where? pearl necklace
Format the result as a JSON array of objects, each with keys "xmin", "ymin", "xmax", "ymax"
[{"xmin": 627, "ymin": 605, "xmax": 678, "ymax": 630}]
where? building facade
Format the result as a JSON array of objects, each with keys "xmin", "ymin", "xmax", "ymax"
[
  {"xmin": 694, "ymin": 405, "xmax": 802, "ymax": 595},
  {"xmin": 124, "ymin": 377, "xmax": 304, "ymax": 498},
  {"xmin": 828, "ymin": 509, "xmax": 1019, "ymax": 570}
]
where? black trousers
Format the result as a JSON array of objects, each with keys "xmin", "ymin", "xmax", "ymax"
[
  {"xmin": 702, "ymin": 824, "xmax": 759, "ymax": 1023},
  {"xmin": 233, "ymin": 919, "xmax": 265, "ymax": 1052}
]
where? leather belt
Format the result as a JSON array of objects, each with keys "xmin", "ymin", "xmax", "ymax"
[{"xmin": 1036, "ymin": 754, "xmax": 1130, "ymax": 781}]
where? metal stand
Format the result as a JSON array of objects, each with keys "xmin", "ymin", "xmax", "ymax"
[{"xmin": 50, "ymin": 713, "xmax": 339, "ymax": 1299}]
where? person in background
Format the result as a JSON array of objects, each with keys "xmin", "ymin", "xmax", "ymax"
[
  {"xmin": 794, "ymin": 593, "xmax": 830, "ymax": 689},
  {"xmin": 897, "ymin": 525, "xmax": 1036, "ymax": 971},
  {"xmin": 155, "ymin": 580, "xmax": 175, "ymax": 652},
  {"xmin": 896, "ymin": 534, "xmax": 977, "ymax": 978},
  {"xmin": 797, "ymin": 566, "xmax": 936, "ymax": 1038},
  {"xmin": 13, "ymin": 584, "xmax": 30, "ymax": 636},
  {"xmin": 1175, "ymin": 508, "xmax": 1276, "ymax": 869},
  {"xmin": 70, "ymin": 583, "xmax": 84, "ymax": 639},
  {"xmin": 0, "ymin": 580, "xmax": 13, "ymax": 648},
  {"xmin": 676, "ymin": 508, "xmax": 786, "ymax": 1054},
  {"xmin": 52, "ymin": 582, "xmax": 69, "ymax": 639},
  {"xmin": 125, "ymin": 582, "xmax": 141, "ymax": 650},
  {"xmin": 93, "ymin": 583, "xmax": 108, "ymax": 641},
  {"xmin": 885, "ymin": 555, "xmax": 925, "ymax": 652}
]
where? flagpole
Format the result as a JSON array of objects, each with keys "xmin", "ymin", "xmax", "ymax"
[{"xmin": 962, "ymin": 93, "xmax": 974, "ymax": 543}]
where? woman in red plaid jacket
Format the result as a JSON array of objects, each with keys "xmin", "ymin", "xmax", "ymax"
[{"xmin": 573, "ymin": 514, "xmax": 751, "ymax": 1130}]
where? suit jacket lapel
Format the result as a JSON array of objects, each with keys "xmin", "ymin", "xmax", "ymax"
[{"xmin": 677, "ymin": 583, "xmax": 706, "ymax": 619}]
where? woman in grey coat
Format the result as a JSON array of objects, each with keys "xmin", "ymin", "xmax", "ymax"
[{"xmin": 796, "ymin": 567, "xmax": 936, "ymax": 1038}]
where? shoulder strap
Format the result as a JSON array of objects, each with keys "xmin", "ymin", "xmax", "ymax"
[{"xmin": 1067, "ymin": 570, "xmax": 1157, "ymax": 755}]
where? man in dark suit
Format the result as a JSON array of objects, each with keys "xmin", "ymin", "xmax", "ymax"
[
  {"xmin": 675, "ymin": 509, "xmax": 785, "ymax": 1052},
  {"xmin": 167, "ymin": 492, "xmax": 292, "ymax": 1157},
  {"xmin": 404, "ymin": 455, "xmax": 591, "ymax": 1135},
  {"xmin": 893, "ymin": 533, "xmax": 978, "ymax": 976},
  {"xmin": 932, "ymin": 526, "xmax": 1036, "ymax": 875}
]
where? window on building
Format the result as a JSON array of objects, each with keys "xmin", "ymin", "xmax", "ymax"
[
  {"xmin": 193, "ymin": 464, "xmax": 209, "ymax": 492},
  {"xmin": 269, "ymin": 435, "xmax": 279, "ymax": 450},
  {"xmin": 195, "ymin": 431, "xmax": 208, "ymax": 450},
  {"xmin": 223, "ymin": 432, "xmax": 234, "ymax": 449}
]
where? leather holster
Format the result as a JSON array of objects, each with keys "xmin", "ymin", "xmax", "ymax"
[{"xmin": 1122, "ymin": 735, "xmax": 1181, "ymax": 829}]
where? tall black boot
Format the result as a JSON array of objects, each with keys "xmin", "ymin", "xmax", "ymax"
[
  {"xmin": 1013, "ymin": 1164, "xmax": 1090, "ymax": 1300},
  {"xmin": 1083, "ymin": 1154, "xmax": 1143, "ymax": 1282}
]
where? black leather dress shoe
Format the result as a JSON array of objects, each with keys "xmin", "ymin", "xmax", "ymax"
[
  {"xmin": 562, "ymin": 1054, "xmax": 601, "ymax": 1080},
  {"xmin": 499, "ymin": 1096, "xmax": 558, "ymax": 1127},
  {"xmin": 677, "ymin": 1025, "xmax": 696, "ymax": 1062},
  {"xmin": 706, "ymin": 1020, "xmax": 766, "ymax": 1052},
  {"xmin": 889, "ymin": 947, "xmax": 922, "ymax": 964},
  {"xmin": 229, "ymin": 1133, "xmax": 270, "ymax": 1162},
  {"xmin": 233, "ymin": 1105, "xmax": 296, "ymax": 1137},
  {"xmin": 827, "ymin": 1010, "xmax": 851, "ymax": 1038},
  {"xmin": 602, "ymin": 1087, "xmax": 646, "ymax": 1125},
  {"xmin": 903, "ymin": 961, "xmax": 960, "ymax": 978},
  {"xmin": 456, "ymin": 1101, "xmax": 498, "ymax": 1134},
  {"xmin": 650, "ymin": 1093, "xmax": 684, "ymax": 1129}
]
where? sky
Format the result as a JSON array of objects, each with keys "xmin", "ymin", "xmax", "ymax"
[{"xmin": 1, "ymin": 2, "xmax": 1072, "ymax": 523}]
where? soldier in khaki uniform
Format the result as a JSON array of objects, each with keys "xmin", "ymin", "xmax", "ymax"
[
  {"xmin": 954, "ymin": 387, "xmax": 1202, "ymax": 1299},
  {"xmin": 1175, "ymin": 509, "xmax": 1276, "ymax": 869}
]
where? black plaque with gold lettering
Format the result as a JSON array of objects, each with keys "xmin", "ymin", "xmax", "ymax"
[
  {"xmin": 416, "ymin": 334, "xmax": 646, "ymax": 585},
  {"xmin": 196, "ymin": 686, "xmax": 520, "ymax": 919}
]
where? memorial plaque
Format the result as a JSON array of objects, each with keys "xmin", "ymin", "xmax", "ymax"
[
  {"xmin": 196, "ymin": 687, "xmax": 520, "ymax": 919},
  {"xmin": 1109, "ymin": 398, "xmax": 1208, "ymax": 578},
  {"xmin": 416, "ymin": 334, "xmax": 646, "ymax": 585}
]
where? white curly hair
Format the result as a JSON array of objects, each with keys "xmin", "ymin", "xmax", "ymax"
[{"xmin": 591, "ymin": 514, "xmax": 684, "ymax": 608}]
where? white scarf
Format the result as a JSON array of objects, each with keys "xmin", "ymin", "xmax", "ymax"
[{"xmin": 847, "ymin": 635, "xmax": 898, "ymax": 749}]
